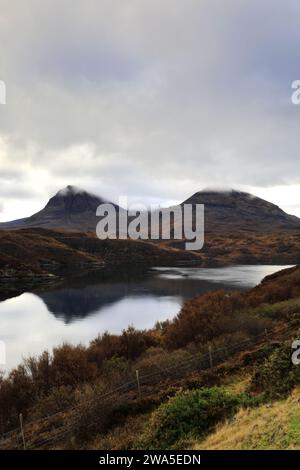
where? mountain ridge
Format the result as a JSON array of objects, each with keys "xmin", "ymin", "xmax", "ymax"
[
  {"xmin": 182, "ymin": 189, "xmax": 300, "ymax": 233},
  {"xmin": 0, "ymin": 185, "xmax": 121, "ymax": 232},
  {"xmin": 0, "ymin": 185, "xmax": 300, "ymax": 234}
]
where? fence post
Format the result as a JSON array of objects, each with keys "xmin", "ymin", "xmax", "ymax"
[
  {"xmin": 136, "ymin": 369, "xmax": 141, "ymax": 400},
  {"xmin": 19, "ymin": 413, "xmax": 26, "ymax": 450},
  {"xmin": 265, "ymin": 328, "xmax": 268, "ymax": 340},
  {"xmin": 208, "ymin": 345, "xmax": 213, "ymax": 369}
]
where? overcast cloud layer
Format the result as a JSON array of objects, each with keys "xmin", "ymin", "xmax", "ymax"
[{"xmin": 1, "ymin": 0, "xmax": 300, "ymax": 220}]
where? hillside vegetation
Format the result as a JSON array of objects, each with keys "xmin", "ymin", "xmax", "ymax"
[
  {"xmin": 1, "ymin": 265, "xmax": 300, "ymax": 449},
  {"xmin": 0, "ymin": 228, "xmax": 200, "ymax": 299},
  {"xmin": 195, "ymin": 388, "xmax": 300, "ymax": 450}
]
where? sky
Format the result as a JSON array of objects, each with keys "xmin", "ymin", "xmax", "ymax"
[{"xmin": 1, "ymin": 0, "xmax": 300, "ymax": 220}]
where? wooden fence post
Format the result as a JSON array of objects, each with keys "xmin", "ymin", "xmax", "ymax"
[
  {"xmin": 265, "ymin": 328, "xmax": 268, "ymax": 340},
  {"xmin": 208, "ymin": 345, "xmax": 213, "ymax": 370},
  {"xmin": 19, "ymin": 413, "xmax": 26, "ymax": 450},
  {"xmin": 136, "ymin": 369, "xmax": 141, "ymax": 400}
]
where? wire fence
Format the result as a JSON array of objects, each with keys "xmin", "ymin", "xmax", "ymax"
[{"xmin": 0, "ymin": 320, "xmax": 298, "ymax": 450}]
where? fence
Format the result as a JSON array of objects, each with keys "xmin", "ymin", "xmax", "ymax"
[{"xmin": 0, "ymin": 320, "xmax": 297, "ymax": 450}]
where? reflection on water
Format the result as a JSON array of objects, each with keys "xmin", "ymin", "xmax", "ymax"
[
  {"xmin": 152, "ymin": 265, "xmax": 289, "ymax": 287},
  {"xmin": 0, "ymin": 265, "xmax": 292, "ymax": 371}
]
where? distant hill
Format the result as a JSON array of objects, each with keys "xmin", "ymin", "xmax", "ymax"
[
  {"xmin": 181, "ymin": 189, "xmax": 300, "ymax": 233},
  {"xmin": 1, "ymin": 186, "xmax": 299, "ymax": 235},
  {"xmin": 0, "ymin": 185, "xmax": 122, "ymax": 232},
  {"xmin": 1, "ymin": 185, "xmax": 300, "ymax": 285},
  {"xmin": 0, "ymin": 228, "xmax": 202, "ymax": 300}
]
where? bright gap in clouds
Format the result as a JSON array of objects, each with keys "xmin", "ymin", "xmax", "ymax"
[
  {"xmin": 0, "ymin": 199, "xmax": 44, "ymax": 223},
  {"xmin": 246, "ymin": 185, "xmax": 300, "ymax": 218}
]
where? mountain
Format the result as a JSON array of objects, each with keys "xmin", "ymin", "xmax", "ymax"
[
  {"xmin": 1, "ymin": 186, "xmax": 300, "ymax": 235},
  {"xmin": 181, "ymin": 189, "xmax": 300, "ymax": 233},
  {"xmin": 0, "ymin": 185, "xmax": 121, "ymax": 232}
]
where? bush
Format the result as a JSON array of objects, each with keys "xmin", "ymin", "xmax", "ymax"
[
  {"xmin": 134, "ymin": 347, "xmax": 193, "ymax": 375},
  {"xmin": 250, "ymin": 341, "xmax": 300, "ymax": 398},
  {"xmin": 101, "ymin": 356, "xmax": 130, "ymax": 385},
  {"xmin": 31, "ymin": 385, "xmax": 75, "ymax": 419},
  {"xmin": 75, "ymin": 397, "xmax": 132, "ymax": 442},
  {"xmin": 240, "ymin": 342, "xmax": 281, "ymax": 366},
  {"xmin": 138, "ymin": 387, "xmax": 250, "ymax": 449},
  {"xmin": 51, "ymin": 343, "xmax": 97, "ymax": 386},
  {"xmin": 88, "ymin": 327, "xmax": 158, "ymax": 365}
]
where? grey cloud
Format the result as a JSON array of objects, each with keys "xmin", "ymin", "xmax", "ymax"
[
  {"xmin": 0, "ymin": 185, "xmax": 40, "ymax": 199},
  {"xmin": 1, "ymin": 0, "xmax": 300, "ymax": 220}
]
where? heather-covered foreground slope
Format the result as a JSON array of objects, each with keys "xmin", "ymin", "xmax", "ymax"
[
  {"xmin": 1, "ymin": 265, "xmax": 300, "ymax": 449},
  {"xmin": 195, "ymin": 388, "xmax": 300, "ymax": 450}
]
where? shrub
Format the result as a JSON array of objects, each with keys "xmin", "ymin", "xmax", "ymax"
[
  {"xmin": 138, "ymin": 387, "xmax": 250, "ymax": 449},
  {"xmin": 134, "ymin": 347, "xmax": 193, "ymax": 375},
  {"xmin": 75, "ymin": 398, "xmax": 132, "ymax": 442},
  {"xmin": 120, "ymin": 327, "xmax": 158, "ymax": 360},
  {"xmin": 51, "ymin": 343, "xmax": 97, "ymax": 386},
  {"xmin": 101, "ymin": 356, "xmax": 130, "ymax": 385},
  {"xmin": 31, "ymin": 385, "xmax": 75, "ymax": 419},
  {"xmin": 88, "ymin": 327, "xmax": 158, "ymax": 365},
  {"xmin": 240, "ymin": 342, "xmax": 281, "ymax": 366},
  {"xmin": 88, "ymin": 332, "xmax": 123, "ymax": 365},
  {"xmin": 249, "ymin": 341, "xmax": 300, "ymax": 398}
]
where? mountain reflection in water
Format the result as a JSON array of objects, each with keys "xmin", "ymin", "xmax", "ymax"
[{"xmin": 0, "ymin": 265, "xmax": 292, "ymax": 371}]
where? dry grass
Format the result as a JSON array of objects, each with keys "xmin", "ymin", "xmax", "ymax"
[
  {"xmin": 194, "ymin": 387, "xmax": 300, "ymax": 450},
  {"xmin": 85, "ymin": 413, "xmax": 150, "ymax": 450},
  {"xmin": 223, "ymin": 373, "xmax": 252, "ymax": 395}
]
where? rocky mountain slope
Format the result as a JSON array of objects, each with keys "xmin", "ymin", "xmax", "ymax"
[
  {"xmin": 0, "ymin": 185, "xmax": 121, "ymax": 232},
  {"xmin": 1, "ymin": 186, "xmax": 300, "ymax": 235},
  {"xmin": 182, "ymin": 189, "xmax": 300, "ymax": 233}
]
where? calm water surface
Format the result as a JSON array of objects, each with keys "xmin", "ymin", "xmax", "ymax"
[{"xmin": 0, "ymin": 265, "xmax": 292, "ymax": 371}]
